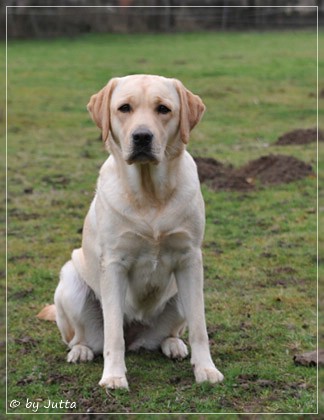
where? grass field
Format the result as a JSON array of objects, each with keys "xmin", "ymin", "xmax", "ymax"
[{"xmin": 5, "ymin": 30, "xmax": 322, "ymax": 415}]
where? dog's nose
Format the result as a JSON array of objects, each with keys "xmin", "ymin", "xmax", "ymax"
[{"xmin": 132, "ymin": 129, "xmax": 153, "ymax": 147}]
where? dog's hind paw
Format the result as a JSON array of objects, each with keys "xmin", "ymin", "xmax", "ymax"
[
  {"xmin": 161, "ymin": 337, "xmax": 188, "ymax": 359},
  {"xmin": 99, "ymin": 375, "xmax": 129, "ymax": 390},
  {"xmin": 67, "ymin": 344, "xmax": 94, "ymax": 363}
]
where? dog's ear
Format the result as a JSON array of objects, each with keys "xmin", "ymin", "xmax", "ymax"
[
  {"xmin": 174, "ymin": 79, "xmax": 206, "ymax": 144},
  {"xmin": 87, "ymin": 78, "xmax": 118, "ymax": 143}
]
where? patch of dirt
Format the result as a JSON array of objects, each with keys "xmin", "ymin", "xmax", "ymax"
[
  {"xmin": 236, "ymin": 155, "xmax": 313, "ymax": 186},
  {"xmin": 272, "ymin": 266, "xmax": 297, "ymax": 275},
  {"xmin": 45, "ymin": 373, "xmax": 74, "ymax": 385},
  {"xmin": 15, "ymin": 335, "xmax": 39, "ymax": 355},
  {"xmin": 8, "ymin": 253, "xmax": 33, "ymax": 262},
  {"xmin": 9, "ymin": 208, "xmax": 40, "ymax": 221},
  {"xmin": 10, "ymin": 287, "xmax": 34, "ymax": 300},
  {"xmin": 17, "ymin": 375, "xmax": 36, "ymax": 385},
  {"xmin": 23, "ymin": 187, "xmax": 33, "ymax": 194},
  {"xmin": 42, "ymin": 174, "xmax": 70, "ymax": 188},
  {"xmin": 193, "ymin": 157, "xmax": 253, "ymax": 192},
  {"xmin": 293, "ymin": 349, "xmax": 324, "ymax": 367},
  {"xmin": 194, "ymin": 154, "xmax": 314, "ymax": 192},
  {"xmin": 14, "ymin": 336, "xmax": 39, "ymax": 347},
  {"xmin": 276, "ymin": 128, "xmax": 323, "ymax": 145},
  {"xmin": 236, "ymin": 374, "xmax": 309, "ymax": 393}
]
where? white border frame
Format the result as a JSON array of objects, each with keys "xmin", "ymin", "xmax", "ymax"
[{"xmin": 5, "ymin": 3, "xmax": 319, "ymax": 416}]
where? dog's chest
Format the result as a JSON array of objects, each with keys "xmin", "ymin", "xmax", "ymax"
[
  {"xmin": 115, "ymin": 227, "xmax": 186, "ymax": 320},
  {"xmin": 122, "ymin": 226, "xmax": 190, "ymax": 270},
  {"xmin": 121, "ymin": 224, "xmax": 187, "ymax": 274}
]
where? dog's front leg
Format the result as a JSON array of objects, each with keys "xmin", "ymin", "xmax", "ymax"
[
  {"xmin": 99, "ymin": 262, "xmax": 129, "ymax": 390},
  {"xmin": 175, "ymin": 250, "xmax": 224, "ymax": 384}
]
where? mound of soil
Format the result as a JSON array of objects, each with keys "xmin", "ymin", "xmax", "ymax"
[
  {"xmin": 193, "ymin": 157, "xmax": 230, "ymax": 182},
  {"xmin": 276, "ymin": 128, "xmax": 323, "ymax": 145},
  {"xmin": 193, "ymin": 157, "xmax": 254, "ymax": 192},
  {"xmin": 294, "ymin": 349, "xmax": 324, "ymax": 367},
  {"xmin": 194, "ymin": 154, "xmax": 313, "ymax": 192},
  {"xmin": 235, "ymin": 155, "xmax": 313, "ymax": 186}
]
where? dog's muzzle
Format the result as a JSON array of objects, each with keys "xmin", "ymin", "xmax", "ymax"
[{"xmin": 127, "ymin": 128, "xmax": 157, "ymax": 164}]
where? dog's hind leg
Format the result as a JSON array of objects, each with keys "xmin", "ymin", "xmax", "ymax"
[
  {"xmin": 54, "ymin": 260, "xmax": 103, "ymax": 363},
  {"xmin": 127, "ymin": 295, "xmax": 188, "ymax": 359}
]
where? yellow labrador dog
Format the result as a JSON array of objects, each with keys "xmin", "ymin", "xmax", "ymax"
[{"xmin": 40, "ymin": 74, "xmax": 224, "ymax": 390}]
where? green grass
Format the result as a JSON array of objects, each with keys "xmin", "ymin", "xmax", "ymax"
[{"xmin": 5, "ymin": 30, "xmax": 321, "ymax": 415}]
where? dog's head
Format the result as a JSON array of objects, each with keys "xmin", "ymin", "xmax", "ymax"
[{"xmin": 87, "ymin": 75, "xmax": 205, "ymax": 164}]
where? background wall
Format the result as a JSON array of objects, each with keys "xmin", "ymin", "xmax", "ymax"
[{"xmin": 3, "ymin": 0, "xmax": 322, "ymax": 39}]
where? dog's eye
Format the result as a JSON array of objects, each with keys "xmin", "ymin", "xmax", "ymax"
[
  {"xmin": 118, "ymin": 104, "xmax": 131, "ymax": 113},
  {"xmin": 157, "ymin": 105, "xmax": 171, "ymax": 114}
]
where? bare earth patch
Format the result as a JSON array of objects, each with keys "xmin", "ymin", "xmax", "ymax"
[
  {"xmin": 275, "ymin": 128, "xmax": 323, "ymax": 145},
  {"xmin": 293, "ymin": 350, "xmax": 324, "ymax": 367},
  {"xmin": 235, "ymin": 154, "xmax": 314, "ymax": 186},
  {"xmin": 193, "ymin": 157, "xmax": 253, "ymax": 192},
  {"xmin": 194, "ymin": 154, "xmax": 314, "ymax": 192}
]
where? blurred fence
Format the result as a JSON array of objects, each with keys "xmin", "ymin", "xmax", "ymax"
[{"xmin": 3, "ymin": 0, "xmax": 321, "ymax": 39}]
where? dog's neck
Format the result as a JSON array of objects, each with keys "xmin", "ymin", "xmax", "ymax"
[{"xmin": 117, "ymin": 157, "xmax": 181, "ymax": 209}]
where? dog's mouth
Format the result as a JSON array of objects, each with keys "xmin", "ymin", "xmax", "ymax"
[{"xmin": 126, "ymin": 150, "xmax": 159, "ymax": 165}]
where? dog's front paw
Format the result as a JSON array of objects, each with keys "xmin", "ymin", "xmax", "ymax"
[
  {"xmin": 194, "ymin": 365, "xmax": 224, "ymax": 384},
  {"xmin": 99, "ymin": 375, "xmax": 129, "ymax": 390},
  {"xmin": 161, "ymin": 337, "xmax": 188, "ymax": 359},
  {"xmin": 67, "ymin": 344, "xmax": 94, "ymax": 363}
]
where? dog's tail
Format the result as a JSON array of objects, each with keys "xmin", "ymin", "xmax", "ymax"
[{"xmin": 37, "ymin": 304, "xmax": 56, "ymax": 322}]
